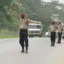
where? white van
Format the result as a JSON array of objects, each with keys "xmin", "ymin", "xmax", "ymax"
[{"xmin": 28, "ymin": 22, "xmax": 43, "ymax": 37}]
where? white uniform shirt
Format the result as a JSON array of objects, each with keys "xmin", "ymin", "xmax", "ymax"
[
  {"xmin": 49, "ymin": 25, "xmax": 56, "ymax": 32},
  {"xmin": 58, "ymin": 25, "xmax": 62, "ymax": 32},
  {"xmin": 19, "ymin": 18, "xmax": 29, "ymax": 29}
]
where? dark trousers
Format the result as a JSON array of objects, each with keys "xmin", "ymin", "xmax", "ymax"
[
  {"xmin": 50, "ymin": 32, "xmax": 56, "ymax": 46},
  {"xmin": 58, "ymin": 32, "xmax": 62, "ymax": 43},
  {"xmin": 19, "ymin": 29, "xmax": 28, "ymax": 48}
]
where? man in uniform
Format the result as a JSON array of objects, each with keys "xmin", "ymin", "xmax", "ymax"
[
  {"xmin": 16, "ymin": 12, "xmax": 40, "ymax": 53},
  {"xmin": 57, "ymin": 21, "xmax": 63, "ymax": 44},
  {"xmin": 49, "ymin": 20, "xmax": 56, "ymax": 46}
]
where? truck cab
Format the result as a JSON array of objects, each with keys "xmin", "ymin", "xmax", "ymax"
[{"xmin": 28, "ymin": 22, "xmax": 43, "ymax": 37}]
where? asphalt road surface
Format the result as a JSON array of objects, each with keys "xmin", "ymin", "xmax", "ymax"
[{"xmin": 0, "ymin": 37, "xmax": 64, "ymax": 64}]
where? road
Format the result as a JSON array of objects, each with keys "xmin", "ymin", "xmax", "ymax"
[{"xmin": 0, "ymin": 37, "xmax": 64, "ymax": 64}]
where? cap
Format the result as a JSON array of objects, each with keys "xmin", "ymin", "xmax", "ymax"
[
  {"xmin": 20, "ymin": 13, "xmax": 25, "ymax": 17},
  {"xmin": 51, "ymin": 20, "xmax": 55, "ymax": 24}
]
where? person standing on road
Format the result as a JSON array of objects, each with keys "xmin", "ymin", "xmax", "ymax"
[
  {"xmin": 49, "ymin": 20, "xmax": 57, "ymax": 46},
  {"xmin": 15, "ymin": 12, "xmax": 40, "ymax": 53},
  {"xmin": 19, "ymin": 13, "xmax": 29, "ymax": 53},
  {"xmin": 57, "ymin": 21, "xmax": 63, "ymax": 44}
]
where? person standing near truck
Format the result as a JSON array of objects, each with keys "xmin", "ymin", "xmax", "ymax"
[{"xmin": 14, "ymin": 10, "xmax": 40, "ymax": 53}]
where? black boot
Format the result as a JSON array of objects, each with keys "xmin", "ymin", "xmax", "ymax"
[
  {"xmin": 57, "ymin": 41, "xmax": 61, "ymax": 44},
  {"xmin": 51, "ymin": 42, "xmax": 55, "ymax": 46},
  {"xmin": 21, "ymin": 46, "xmax": 24, "ymax": 53},
  {"xmin": 25, "ymin": 46, "xmax": 28, "ymax": 53}
]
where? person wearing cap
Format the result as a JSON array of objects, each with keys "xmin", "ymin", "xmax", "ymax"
[
  {"xmin": 16, "ymin": 12, "xmax": 40, "ymax": 53},
  {"xmin": 49, "ymin": 20, "xmax": 57, "ymax": 46},
  {"xmin": 19, "ymin": 13, "xmax": 28, "ymax": 53},
  {"xmin": 57, "ymin": 21, "xmax": 63, "ymax": 44}
]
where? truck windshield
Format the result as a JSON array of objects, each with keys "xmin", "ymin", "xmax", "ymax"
[{"xmin": 29, "ymin": 25, "xmax": 41, "ymax": 29}]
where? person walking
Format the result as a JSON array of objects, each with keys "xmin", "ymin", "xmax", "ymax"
[
  {"xmin": 49, "ymin": 20, "xmax": 56, "ymax": 46},
  {"xmin": 57, "ymin": 21, "xmax": 63, "ymax": 44}
]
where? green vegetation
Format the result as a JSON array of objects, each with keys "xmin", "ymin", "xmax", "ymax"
[
  {"xmin": 0, "ymin": 29, "xmax": 19, "ymax": 38},
  {"xmin": 0, "ymin": 0, "xmax": 64, "ymax": 38}
]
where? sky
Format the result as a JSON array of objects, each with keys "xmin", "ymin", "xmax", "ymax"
[{"xmin": 43, "ymin": 0, "xmax": 64, "ymax": 4}]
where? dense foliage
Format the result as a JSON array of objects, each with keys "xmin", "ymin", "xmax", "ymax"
[{"xmin": 0, "ymin": 0, "xmax": 64, "ymax": 37}]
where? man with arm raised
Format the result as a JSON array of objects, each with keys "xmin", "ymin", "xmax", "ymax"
[{"xmin": 15, "ymin": 12, "xmax": 40, "ymax": 53}]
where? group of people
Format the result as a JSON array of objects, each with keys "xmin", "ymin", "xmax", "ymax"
[
  {"xmin": 15, "ymin": 11, "xmax": 63, "ymax": 53},
  {"xmin": 49, "ymin": 20, "xmax": 63, "ymax": 46}
]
